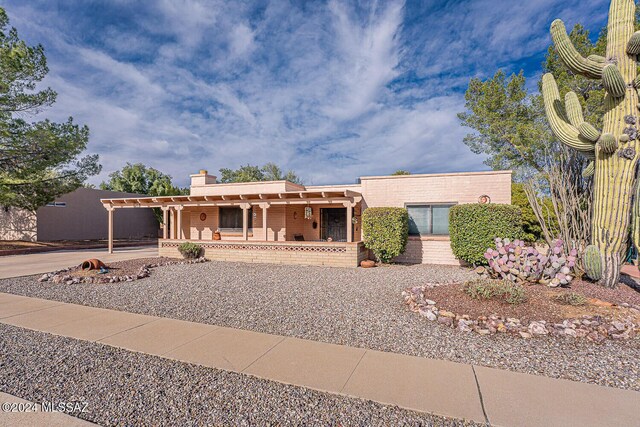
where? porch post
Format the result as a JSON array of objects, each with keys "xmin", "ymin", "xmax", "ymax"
[
  {"xmin": 106, "ymin": 205, "xmax": 115, "ymax": 253},
  {"xmin": 260, "ymin": 203, "xmax": 270, "ymax": 241},
  {"xmin": 161, "ymin": 206, "xmax": 169, "ymax": 239},
  {"xmin": 176, "ymin": 206, "xmax": 184, "ymax": 239},
  {"xmin": 343, "ymin": 201, "xmax": 355, "ymax": 243},
  {"xmin": 240, "ymin": 203, "xmax": 251, "ymax": 241}
]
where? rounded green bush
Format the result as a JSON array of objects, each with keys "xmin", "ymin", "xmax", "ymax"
[
  {"xmin": 362, "ymin": 207, "xmax": 409, "ymax": 263},
  {"xmin": 178, "ymin": 242, "xmax": 203, "ymax": 259},
  {"xmin": 449, "ymin": 203, "xmax": 523, "ymax": 265}
]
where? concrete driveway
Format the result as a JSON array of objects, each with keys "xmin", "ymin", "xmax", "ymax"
[{"xmin": 0, "ymin": 246, "xmax": 158, "ymax": 279}]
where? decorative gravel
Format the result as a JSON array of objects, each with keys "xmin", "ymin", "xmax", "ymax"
[
  {"xmin": 0, "ymin": 324, "xmax": 481, "ymax": 427},
  {"xmin": 1, "ymin": 261, "xmax": 639, "ymax": 391}
]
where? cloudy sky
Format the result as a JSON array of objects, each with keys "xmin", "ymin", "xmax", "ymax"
[{"xmin": 5, "ymin": 0, "xmax": 609, "ymax": 186}]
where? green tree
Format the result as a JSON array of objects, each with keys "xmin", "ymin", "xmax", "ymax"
[
  {"xmin": 511, "ymin": 182, "xmax": 557, "ymax": 242},
  {"xmin": 0, "ymin": 8, "xmax": 100, "ymax": 211},
  {"xmin": 391, "ymin": 170, "xmax": 411, "ymax": 175},
  {"xmin": 219, "ymin": 163, "xmax": 302, "ymax": 184},
  {"xmin": 100, "ymin": 163, "xmax": 186, "ymax": 224},
  {"xmin": 458, "ymin": 24, "xmax": 606, "ymax": 178}
]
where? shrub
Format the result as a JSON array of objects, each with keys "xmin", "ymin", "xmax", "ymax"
[
  {"xmin": 484, "ymin": 238, "xmax": 577, "ymax": 287},
  {"xmin": 463, "ymin": 278, "xmax": 527, "ymax": 305},
  {"xmin": 449, "ymin": 203, "xmax": 523, "ymax": 265},
  {"xmin": 178, "ymin": 242, "xmax": 202, "ymax": 259},
  {"xmin": 553, "ymin": 292, "xmax": 587, "ymax": 306},
  {"xmin": 362, "ymin": 207, "xmax": 409, "ymax": 263}
]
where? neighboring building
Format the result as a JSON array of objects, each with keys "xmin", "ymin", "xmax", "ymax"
[
  {"xmin": 0, "ymin": 188, "xmax": 158, "ymax": 242},
  {"xmin": 102, "ymin": 170, "xmax": 511, "ymax": 266}
]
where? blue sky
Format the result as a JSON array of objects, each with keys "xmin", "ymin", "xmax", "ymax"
[{"xmin": 5, "ymin": 0, "xmax": 609, "ymax": 186}]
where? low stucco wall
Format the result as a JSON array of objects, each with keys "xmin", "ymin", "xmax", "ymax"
[{"xmin": 159, "ymin": 239, "xmax": 368, "ymax": 267}]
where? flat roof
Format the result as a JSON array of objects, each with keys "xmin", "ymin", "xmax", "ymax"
[
  {"xmin": 101, "ymin": 189, "xmax": 362, "ymax": 208},
  {"xmin": 358, "ymin": 170, "xmax": 512, "ymax": 180}
]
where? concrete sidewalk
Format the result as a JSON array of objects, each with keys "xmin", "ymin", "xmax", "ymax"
[
  {"xmin": 0, "ymin": 247, "xmax": 158, "ymax": 279},
  {"xmin": 0, "ymin": 292, "xmax": 638, "ymax": 427}
]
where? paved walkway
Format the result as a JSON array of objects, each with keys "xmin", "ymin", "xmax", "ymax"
[
  {"xmin": 0, "ymin": 247, "xmax": 158, "ymax": 279},
  {"xmin": 0, "ymin": 292, "xmax": 638, "ymax": 427}
]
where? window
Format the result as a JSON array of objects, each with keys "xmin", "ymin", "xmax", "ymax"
[
  {"xmin": 219, "ymin": 207, "xmax": 252, "ymax": 232},
  {"xmin": 45, "ymin": 202, "xmax": 67, "ymax": 207},
  {"xmin": 406, "ymin": 204, "xmax": 454, "ymax": 236}
]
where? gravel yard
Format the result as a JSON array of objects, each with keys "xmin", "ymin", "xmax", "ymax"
[
  {"xmin": 1, "ymin": 261, "xmax": 639, "ymax": 391},
  {"xmin": 0, "ymin": 324, "xmax": 481, "ymax": 427}
]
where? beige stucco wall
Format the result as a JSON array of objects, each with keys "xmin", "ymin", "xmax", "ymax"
[
  {"xmin": 159, "ymin": 239, "xmax": 368, "ymax": 267},
  {"xmin": 359, "ymin": 171, "xmax": 512, "ymax": 265},
  {"xmin": 37, "ymin": 188, "xmax": 158, "ymax": 241},
  {"xmin": 0, "ymin": 207, "xmax": 37, "ymax": 241}
]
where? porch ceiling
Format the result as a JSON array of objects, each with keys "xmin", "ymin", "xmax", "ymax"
[{"xmin": 101, "ymin": 189, "xmax": 362, "ymax": 208}]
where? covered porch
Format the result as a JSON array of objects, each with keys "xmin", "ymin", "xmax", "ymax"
[{"xmin": 101, "ymin": 188, "xmax": 368, "ymax": 267}]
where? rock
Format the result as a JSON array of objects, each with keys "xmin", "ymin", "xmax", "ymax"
[
  {"xmin": 457, "ymin": 319, "xmax": 473, "ymax": 332},
  {"xmin": 426, "ymin": 311, "xmax": 437, "ymax": 321},
  {"xmin": 476, "ymin": 329, "xmax": 491, "ymax": 335},
  {"xmin": 588, "ymin": 298, "xmax": 613, "ymax": 307},
  {"xmin": 611, "ymin": 321, "xmax": 626, "ymax": 332},
  {"xmin": 424, "ymin": 299, "xmax": 436, "ymax": 306},
  {"xmin": 51, "ymin": 275, "xmax": 63, "ymax": 284},
  {"xmin": 38, "ymin": 274, "xmax": 49, "ymax": 282},
  {"xmin": 437, "ymin": 316, "xmax": 453, "ymax": 326},
  {"xmin": 439, "ymin": 310, "xmax": 455, "ymax": 318},
  {"xmin": 518, "ymin": 331, "xmax": 532, "ymax": 339},
  {"xmin": 497, "ymin": 323, "xmax": 507, "ymax": 333},
  {"xmin": 528, "ymin": 321, "xmax": 549, "ymax": 335},
  {"xmin": 564, "ymin": 328, "xmax": 577, "ymax": 337}
]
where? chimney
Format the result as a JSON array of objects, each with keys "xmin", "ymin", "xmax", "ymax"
[{"xmin": 190, "ymin": 169, "xmax": 217, "ymax": 187}]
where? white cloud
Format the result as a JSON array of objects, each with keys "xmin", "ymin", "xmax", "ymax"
[{"xmin": 1, "ymin": 0, "xmax": 611, "ymax": 187}]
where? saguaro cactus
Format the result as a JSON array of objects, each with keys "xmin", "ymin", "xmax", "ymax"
[{"xmin": 542, "ymin": 0, "xmax": 638, "ymax": 288}]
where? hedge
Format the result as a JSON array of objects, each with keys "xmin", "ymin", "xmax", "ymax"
[
  {"xmin": 362, "ymin": 207, "xmax": 409, "ymax": 263},
  {"xmin": 449, "ymin": 203, "xmax": 523, "ymax": 265}
]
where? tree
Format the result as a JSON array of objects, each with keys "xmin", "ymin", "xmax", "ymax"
[
  {"xmin": 391, "ymin": 170, "xmax": 411, "ymax": 175},
  {"xmin": 219, "ymin": 163, "xmax": 302, "ymax": 184},
  {"xmin": 100, "ymin": 163, "xmax": 186, "ymax": 224},
  {"xmin": 511, "ymin": 182, "xmax": 555, "ymax": 242},
  {"xmin": 0, "ymin": 8, "xmax": 100, "ymax": 211}
]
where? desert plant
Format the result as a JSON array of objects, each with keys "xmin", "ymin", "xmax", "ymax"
[
  {"xmin": 178, "ymin": 242, "xmax": 202, "ymax": 259},
  {"xmin": 541, "ymin": 0, "xmax": 640, "ymax": 288},
  {"xmin": 484, "ymin": 238, "xmax": 577, "ymax": 287},
  {"xmin": 449, "ymin": 203, "xmax": 523, "ymax": 265},
  {"xmin": 463, "ymin": 278, "xmax": 527, "ymax": 305},
  {"xmin": 553, "ymin": 292, "xmax": 588, "ymax": 306},
  {"xmin": 361, "ymin": 207, "xmax": 409, "ymax": 263},
  {"xmin": 583, "ymin": 244, "xmax": 603, "ymax": 281}
]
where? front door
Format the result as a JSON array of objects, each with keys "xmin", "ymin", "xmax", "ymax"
[{"xmin": 321, "ymin": 208, "xmax": 347, "ymax": 241}]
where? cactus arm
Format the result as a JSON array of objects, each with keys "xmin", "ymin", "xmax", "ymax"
[
  {"xmin": 627, "ymin": 31, "xmax": 640, "ymax": 55},
  {"xmin": 542, "ymin": 74, "xmax": 596, "ymax": 152},
  {"xmin": 564, "ymin": 92, "xmax": 584, "ymax": 126},
  {"xmin": 587, "ymin": 54, "xmax": 606, "ymax": 63},
  {"xmin": 602, "ymin": 64, "xmax": 627, "ymax": 98},
  {"xmin": 582, "ymin": 161, "xmax": 595, "ymax": 178},
  {"xmin": 564, "ymin": 91, "xmax": 602, "ymax": 140},
  {"xmin": 598, "ymin": 133, "xmax": 618, "ymax": 153},
  {"xmin": 632, "ymin": 179, "xmax": 640, "ymax": 258},
  {"xmin": 551, "ymin": 20, "xmax": 604, "ymax": 79}
]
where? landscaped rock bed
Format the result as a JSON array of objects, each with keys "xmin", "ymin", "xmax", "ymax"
[
  {"xmin": 404, "ymin": 280, "xmax": 640, "ymax": 342},
  {"xmin": 1, "ymin": 262, "xmax": 639, "ymax": 391},
  {"xmin": 36, "ymin": 256, "xmax": 207, "ymax": 284}
]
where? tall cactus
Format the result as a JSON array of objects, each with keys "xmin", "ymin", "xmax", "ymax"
[{"xmin": 542, "ymin": 0, "xmax": 638, "ymax": 288}]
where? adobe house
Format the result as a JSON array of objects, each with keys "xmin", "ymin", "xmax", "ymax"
[{"xmin": 101, "ymin": 170, "xmax": 512, "ymax": 266}]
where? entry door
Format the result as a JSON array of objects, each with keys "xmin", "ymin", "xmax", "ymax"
[{"xmin": 321, "ymin": 208, "xmax": 347, "ymax": 241}]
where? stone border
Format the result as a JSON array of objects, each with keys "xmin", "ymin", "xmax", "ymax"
[
  {"xmin": 36, "ymin": 257, "xmax": 208, "ymax": 285},
  {"xmin": 403, "ymin": 284, "xmax": 639, "ymax": 342}
]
